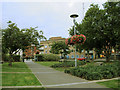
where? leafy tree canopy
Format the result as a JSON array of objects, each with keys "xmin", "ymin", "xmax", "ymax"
[
  {"xmin": 68, "ymin": 2, "xmax": 120, "ymax": 62},
  {"xmin": 50, "ymin": 41, "xmax": 71, "ymax": 58},
  {"xmin": 2, "ymin": 21, "xmax": 46, "ymax": 65}
]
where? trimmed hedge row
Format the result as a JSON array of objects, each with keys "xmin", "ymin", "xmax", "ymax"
[
  {"xmin": 64, "ymin": 61, "xmax": 120, "ymax": 80},
  {"xmin": 36, "ymin": 54, "xmax": 60, "ymax": 61},
  {"xmin": 51, "ymin": 61, "xmax": 86, "ymax": 68}
]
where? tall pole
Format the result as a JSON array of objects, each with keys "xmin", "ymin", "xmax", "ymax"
[
  {"xmin": 83, "ymin": 2, "xmax": 84, "ymax": 19},
  {"xmin": 73, "ymin": 19, "xmax": 77, "ymax": 67},
  {"xmin": 70, "ymin": 14, "xmax": 78, "ymax": 68}
]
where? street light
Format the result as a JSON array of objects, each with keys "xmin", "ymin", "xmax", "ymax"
[{"xmin": 70, "ymin": 14, "xmax": 79, "ymax": 67}]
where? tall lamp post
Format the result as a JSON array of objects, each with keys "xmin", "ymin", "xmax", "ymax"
[{"xmin": 70, "ymin": 14, "xmax": 79, "ymax": 67}]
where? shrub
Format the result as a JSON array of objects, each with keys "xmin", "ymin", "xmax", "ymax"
[
  {"xmin": 2, "ymin": 54, "xmax": 10, "ymax": 62},
  {"xmin": 85, "ymin": 72, "xmax": 103, "ymax": 80},
  {"xmin": 64, "ymin": 69, "xmax": 70, "ymax": 73},
  {"xmin": 37, "ymin": 54, "xmax": 44, "ymax": 61},
  {"xmin": 13, "ymin": 55, "xmax": 20, "ymax": 62},
  {"xmin": 2, "ymin": 54, "xmax": 20, "ymax": 62},
  {"xmin": 51, "ymin": 61, "xmax": 86, "ymax": 68},
  {"xmin": 43, "ymin": 54, "xmax": 60, "ymax": 61},
  {"xmin": 64, "ymin": 61, "xmax": 120, "ymax": 80},
  {"xmin": 37, "ymin": 54, "xmax": 60, "ymax": 61}
]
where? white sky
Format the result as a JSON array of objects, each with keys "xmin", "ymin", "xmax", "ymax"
[{"xmin": 1, "ymin": 0, "xmax": 107, "ymax": 40}]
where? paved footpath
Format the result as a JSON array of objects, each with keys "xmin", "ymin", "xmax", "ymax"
[{"xmin": 26, "ymin": 62, "xmax": 110, "ymax": 88}]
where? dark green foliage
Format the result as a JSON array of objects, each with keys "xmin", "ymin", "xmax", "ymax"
[
  {"xmin": 2, "ymin": 54, "xmax": 10, "ymax": 62},
  {"xmin": 2, "ymin": 21, "xmax": 46, "ymax": 66},
  {"xmin": 2, "ymin": 54, "xmax": 20, "ymax": 62},
  {"xmin": 64, "ymin": 69, "xmax": 70, "ymax": 73},
  {"xmin": 12, "ymin": 55, "xmax": 20, "ymax": 62},
  {"xmin": 85, "ymin": 72, "xmax": 103, "ymax": 80},
  {"xmin": 65, "ymin": 61, "xmax": 120, "ymax": 80},
  {"xmin": 68, "ymin": 2, "xmax": 120, "ymax": 62},
  {"xmin": 51, "ymin": 61, "xmax": 86, "ymax": 68},
  {"xmin": 37, "ymin": 54, "xmax": 60, "ymax": 61},
  {"xmin": 37, "ymin": 54, "xmax": 44, "ymax": 61},
  {"xmin": 50, "ymin": 41, "xmax": 71, "ymax": 59}
]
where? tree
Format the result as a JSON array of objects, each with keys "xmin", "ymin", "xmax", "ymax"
[
  {"xmin": 2, "ymin": 21, "xmax": 46, "ymax": 66},
  {"xmin": 50, "ymin": 41, "xmax": 71, "ymax": 59},
  {"xmin": 68, "ymin": 2, "xmax": 120, "ymax": 62},
  {"xmin": 103, "ymin": 2, "xmax": 120, "ymax": 60}
]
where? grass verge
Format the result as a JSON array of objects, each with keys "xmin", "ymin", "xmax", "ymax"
[
  {"xmin": 2, "ymin": 88, "xmax": 45, "ymax": 90},
  {"xmin": 97, "ymin": 79, "xmax": 120, "ymax": 90},
  {"xmin": 2, "ymin": 73, "xmax": 41, "ymax": 86},
  {"xmin": 36, "ymin": 61, "xmax": 59, "ymax": 67},
  {"xmin": 2, "ymin": 62, "xmax": 31, "ymax": 72},
  {"xmin": 36, "ymin": 61, "xmax": 74, "ymax": 72},
  {"xmin": 2, "ymin": 62, "xmax": 42, "ymax": 86}
]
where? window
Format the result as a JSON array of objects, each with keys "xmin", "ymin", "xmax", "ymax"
[
  {"xmin": 71, "ymin": 55, "xmax": 74, "ymax": 58},
  {"xmin": 76, "ymin": 55, "xmax": 79, "ymax": 58},
  {"xmin": 45, "ymin": 45, "xmax": 47, "ymax": 48},
  {"xmin": 81, "ymin": 55, "xmax": 84, "ymax": 58},
  {"xmin": 66, "ymin": 55, "xmax": 69, "ymax": 59},
  {"xmin": 40, "ymin": 47, "xmax": 44, "ymax": 49},
  {"xmin": 45, "ymin": 50, "xmax": 47, "ymax": 54}
]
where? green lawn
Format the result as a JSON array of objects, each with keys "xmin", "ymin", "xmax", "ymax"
[
  {"xmin": 36, "ymin": 61, "xmax": 74, "ymax": 72},
  {"xmin": 2, "ymin": 88, "xmax": 45, "ymax": 90},
  {"xmin": 2, "ymin": 62, "xmax": 42, "ymax": 86},
  {"xmin": 97, "ymin": 79, "xmax": 120, "ymax": 90},
  {"xmin": 36, "ymin": 61, "xmax": 59, "ymax": 67},
  {"xmin": 2, "ymin": 73, "xmax": 41, "ymax": 86},
  {"xmin": 2, "ymin": 62, "xmax": 31, "ymax": 72}
]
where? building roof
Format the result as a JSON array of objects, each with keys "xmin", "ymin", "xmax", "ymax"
[{"xmin": 40, "ymin": 36, "xmax": 66, "ymax": 44}]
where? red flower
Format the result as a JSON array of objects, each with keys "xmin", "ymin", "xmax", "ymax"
[{"xmin": 65, "ymin": 34, "xmax": 86, "ymax": 45}]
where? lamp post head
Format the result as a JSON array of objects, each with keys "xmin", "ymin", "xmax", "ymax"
[{"xmin": 70, "ymin": 14, "xmax": 79, "ymax": 18}]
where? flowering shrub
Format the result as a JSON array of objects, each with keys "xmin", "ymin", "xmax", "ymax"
[{"xmin": 65, "ymin": 34, "xmax": 86, "ymax": 45}]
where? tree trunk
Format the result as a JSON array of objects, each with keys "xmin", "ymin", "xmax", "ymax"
[
  {"xmin": 114, "ymin": 48, "xmax": 116, "ymax": 60},
  {"xmin": 105, "ymin": 46, "xmax": 112, "ymax": 62},
  {"xmin": 8, "ymin": 60, "xmax": 12, "ymax": 66},
  {"xmin": 106, "ymin": 54, "xmax": 110, "ymax": 62},
  {"xmin": 87, "ymin": 50, "xmax": 90, "ymax": 60},
  {"xmin": 8, "ymin": 53, "xmax": 13, "ymax": 66}
]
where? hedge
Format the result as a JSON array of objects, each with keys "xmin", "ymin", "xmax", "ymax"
[
  {"xmin": 36, "ymin": 54, "xmax": 60, "ymax": 61},
  {"xmin": 2, "ymin": 54, "xmax": 20, "ymax": 62},
  {"xmin": 64, "ymin": 61, "xmax": 120, "ymax": 80},
  {"xmin": 51, "ymin": 61, "xmax": 86, "ymax": 68}
]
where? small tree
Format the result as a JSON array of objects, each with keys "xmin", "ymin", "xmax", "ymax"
[{"xmin": 50, "ymin": 41, "xmax": 71, "ymax": 59}]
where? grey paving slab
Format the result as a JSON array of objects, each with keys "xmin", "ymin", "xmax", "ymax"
[{"xmin": 26, "ymin": 62, "xmax": 108, "ymax": 88}]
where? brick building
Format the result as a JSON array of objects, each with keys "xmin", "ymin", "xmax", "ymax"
[{"xmin": 40, "ymin": 37, "xmax": 95, "ymax": 59}]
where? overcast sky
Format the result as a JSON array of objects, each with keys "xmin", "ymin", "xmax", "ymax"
[{"xmin": 1, "ymin": 0, "xmax": 107, "ymax": 40}]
